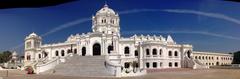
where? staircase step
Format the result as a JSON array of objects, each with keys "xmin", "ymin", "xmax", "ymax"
[{"xmin": 42, "ymin": 55, "xmax": 113, "ymax": 77}]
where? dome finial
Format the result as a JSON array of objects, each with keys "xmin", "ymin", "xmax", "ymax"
[{"xmin": 104, "ymin": 1, "xmax": 108, "ymax": 7}]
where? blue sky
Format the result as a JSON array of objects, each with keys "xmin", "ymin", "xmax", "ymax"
[{"xmin": 0, "ymin": 0, "xmax": 240, "ymax": 55}]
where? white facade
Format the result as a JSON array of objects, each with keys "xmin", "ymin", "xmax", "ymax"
[
  {"xmin": 192, "ymin": 51, "xmax": 233, "ymax": 66},
  {"xmin": 24, "ymin": 4, "xmax": 233, "ymax": 77}
]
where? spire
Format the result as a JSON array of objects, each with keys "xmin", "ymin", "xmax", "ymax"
[{"xmin": 167, "ymin": 35, "xmax": 174, "ymax": 43}]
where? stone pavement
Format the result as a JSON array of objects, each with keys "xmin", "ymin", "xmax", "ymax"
[{"xmin": 1, "ymin": 69, "xmax": 240, "ymax": 79}]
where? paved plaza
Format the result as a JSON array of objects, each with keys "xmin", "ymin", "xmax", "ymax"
[{"xmin": 0, "ymin": 69, "xmax": 239, "ymax": 79}]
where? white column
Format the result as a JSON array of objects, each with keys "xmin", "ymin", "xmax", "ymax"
[
  {"xmin": 87, "ymin": 40, "xmax": 91, "ymax": 56},
  {"xmin": 49, "ymin": 48, "xmax": 52, "ymax": 60},
  {"xmin": 139, "ymin": 44, "xmax": 144, "ymax": 69},
  {"xmin": 77, "ymin": 41, "xmax": 80, "ymax": 55},
  {"xmin": 101, "ymin": 39, "xmax": 104, "ymax": 55},
  {"xmin": 150, "ymin": 47, "xmax": 153, "ymax": 57},
  {"xmin": 149, "ymin": 62, "xmax": 152, "ymax": 69}
]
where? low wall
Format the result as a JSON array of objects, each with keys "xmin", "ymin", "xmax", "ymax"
[
  {"xmin": 210, "ymin": 66, "xmax": 240, "ymax": 69},
  {"xmin": 36, "ymin": 57, "xmax": 60, "ymax": 74}
]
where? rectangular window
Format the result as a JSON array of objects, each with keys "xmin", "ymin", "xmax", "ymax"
[
  {"xmin": 175, "ymin": 62, "xmax": 178, "ymax": 67},
  {"xmin": 169, "ymin": 62, "xmax": 172, "ymax": 67}
]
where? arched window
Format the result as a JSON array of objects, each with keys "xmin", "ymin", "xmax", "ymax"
[
  {"xmin": 159, "ymin": 49, "xmax": 162, "ymax": 56},
  {"xmin": 27, "ymin": 55, "xmax": 31, "ymax": 60},
  {"xmin": 43, "ymin": 52, "xmax": 48, "ymax": 57},
  {"xmin": 108, "ymin": 45, "xmax": 113, "ymax": 54},
  {"xmin": 195, "ymin": 56, "xmax": 198, "ymax": 59},
  {"xmin": 136, "ymin": 63, "xmax": 139, "ymax": 68},
  {"xmin": 199, "ymin": 56, "xmax": 201, "ymax": 60},
  {"xmin": 202, "ymin": 56, "xmax": 204, "ymax": 60},
  {"xmin": 152, "ymin": 49, "xmax": 157, "ymax": 55},
  {"xmin": 146, "ymin": 62, "xmax": 150, "ymax": 68},
  {"xmin": 168, "ymin": 51, "xmax": 172, "ymax": 56},
  {"xmin": 124, "ymin": 62, "xmax": 130, "ymax": 68},
  {"xmin": 74, "ymin": 49, "xmax": 77, "ymax": 54},
  {"xmin": 110, "ymin": 19, "xmax": 115, "ymax": 24},
  {"xmin": 146, "ymin": 49, "xmax": 150, "ymax": 55},
  {"xmin": 124, "ymin": 47, "xmax": 130, "ymax": 55},
  {"xmin": 61, "ymin": 50, "xmax": 65, "ymax": 56},
  {"xmin": 82, "ymin": 47, "xmax": 86, "ymax": 56},
  {"xmin": 67, "ymin": 49, "xmax": 71, "ymax": 54},
  {"xmin": 134, "ymin": 50, "xmax": 138, "ymax": 57},
  {"xmin": 103, "ymin": 19, "xmax": 107, "ymax": 23},
  {"xmin": 55, "ymin": 51, "xmax": 59, "ymax": 56},
  {"xmin": 153, "ymin": 62, "xmax": 157, "ymax": 68},
  {"xmin": 174, "ymin": 51, "xmax": 178, "ymax": 56}
]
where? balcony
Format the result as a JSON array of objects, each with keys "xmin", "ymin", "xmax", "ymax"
[
  {"xmin": 168, "ymin": 56, "xmax": 180, "ymax": 59},
  {"xmin": 125, "ymin": 54, "xmax": 130, "ymax": 57},
  {"xmin": 153, "ymin": 55, "xmax": 158, "ymax": 57}
]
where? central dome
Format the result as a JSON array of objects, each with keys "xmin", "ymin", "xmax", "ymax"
[{"xmin": 96, "ymin": 4, "xmax": 116, "ymax": 15}]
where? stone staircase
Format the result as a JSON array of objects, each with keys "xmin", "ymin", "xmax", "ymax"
[
  {"xmin": 43, "ymin": 55, "xmax": 113, "ymax": 77},
  {"xmin": 184, "ymin": 56, "xmax": 209, "ymax": 69}
]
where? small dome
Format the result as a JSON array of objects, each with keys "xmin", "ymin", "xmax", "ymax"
[
  {"xmin": 96, "ymin": 4, "xmax": 116, "ymax": 15},
  {"xmin": 12, "ymin": 51, "xmax": 18, "ymax": 56},
  {"xmin": 29, "ymin": 32, "xmax": 38, "ymax": 37}
]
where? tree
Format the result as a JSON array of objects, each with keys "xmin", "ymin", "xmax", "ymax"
[
  {"xmin": 232, "ymin": 51, "xmax": 240, "ymax": 64},
  {"xmin": 0, "ymin": 51, "xmax": 12, "ymax": 63}
]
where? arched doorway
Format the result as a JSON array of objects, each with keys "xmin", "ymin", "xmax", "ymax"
[
  {"xmin": 93, "ymin": 43, "xmax": 101, "ymax": 56},
  {"xmin": 43, "ymin": 51, "xmax": 48, "ymax": 57},
  {"xmin": 216, "ymin": 62, "xmax": 219, "ymax": 66},
  {"xmin": 82, "ymin": 47, "xmax": 86, "ymax": 56},
  {"xmin": 108, "ymin": 45, "xmax": 113, "ymax": 54},
  {"xmin": 61, "ymin": 50, "xmax": 65, "ymax": 56}
]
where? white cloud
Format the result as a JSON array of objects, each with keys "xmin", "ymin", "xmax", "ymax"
[
  {"xmin": 41, "ymin": 17, "xmax": 91, "ymax": 37},
  {"xmin": 119, "ymin": 9, "xmax": 160, "ymax": 14},
  {"xmin": 163, "ymin": 9, "xmax": 240, "ymax": 25},
  {"xmin": 120, "ymin": 8, "xmax": 240, "ymax": 25}
]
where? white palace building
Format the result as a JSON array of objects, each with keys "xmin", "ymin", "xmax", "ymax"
[{"xmin": 24, "ymin": 4, "xmax": 233, "ymax": 77}]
